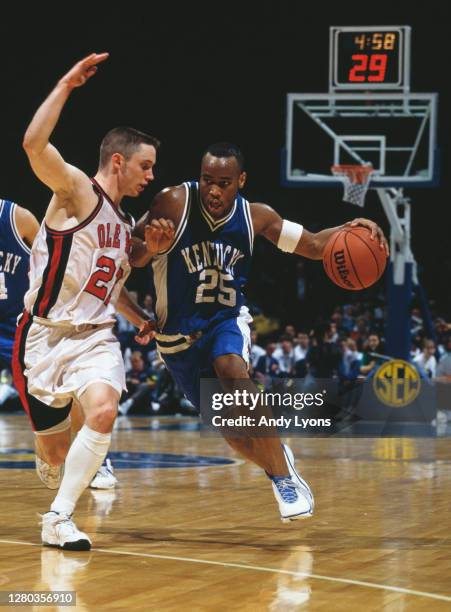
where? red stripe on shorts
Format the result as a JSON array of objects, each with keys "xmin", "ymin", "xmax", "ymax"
[
  {"xmin": 37, "ymin": 235, "xmax": 63, "ymax": 317},
  {"xmin": 12, "ymin": 310, "xmax": 34, "ymax": 427}
]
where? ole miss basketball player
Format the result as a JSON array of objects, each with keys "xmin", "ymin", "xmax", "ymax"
[
  {"xmin": 14, "ymin": 53, "xmax": 172, "ymax": 550},
  {"xmin": 0, "ymin": 198, "xmax": 141, "ymax": 494}
]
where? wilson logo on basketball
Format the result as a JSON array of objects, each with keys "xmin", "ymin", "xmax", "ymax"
[
  {"xmin": 333, "ymin": 250, "xmax": 355, "ymax": 289},
  {"xmin": 323, "ymin": 226, "xmax": 387, "ymax": 290}
]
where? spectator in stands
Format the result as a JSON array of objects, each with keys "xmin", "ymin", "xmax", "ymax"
[
  {"xmin": 292, "ymin": 332, "xmax": 309, "ymax": 377},
  {"xmin": 0, "ymin": 368, "xmax": 19, "ymax": 411},
  {"xmin": 119, "ymin": 351, "xmax": 159, "ymax": 416},
  {"xmin": 254, "ymin": 342, "xmax": 280, "ymax": 388},
  {"xmin": 434, "ymin": 335, "xmax": 451, "ymax": 424},
  {"xmin": 294, "ymin": 332, "xmax": 310, "ymax": 362},
  {"xmin": 115, "ymin": 311, "xmax": 136, "ymax": 354},
  {"xmin": 250, "ymin": 329, "xmax": 266, "ymax": 369},
  {"xmin": 115, "ymin": 290, "xmax": 142, "ymax": 370},
  {"xmin": 435, "ymin": 318, "xmax": 451, "ymax": 357},
  {"xmin": 410, "ymin": 335, "xmax": 423, "ymax": 360},
  {"xmin": 340, "ymin": 338, "xmax": 362, "ymax": 380},
  {"xmin": 360, "ymin": 334, "xmax": 384, "ymax": 377},
  {"xmin": 307, "ymin": 323, "xmax": 341, "ymax": 379},
  {"xmin": 337, "ymin": 338, "xmax": 363, "ymax": 417},
  {"xmin": 436, "ymin": 335, "xmax": 451, "ymax": 381},
  {"xmin": 329, "ymin": 321, "xmax": 339, "ymax": 343},
  {"xmin": 413, "ymin": 339, "xmax": 437, "ymax": 378},
  {"xmin": 331, "ymin": 309, "xmax": 344, "ymax": 335},
  {"xmin": 151, "ymin": 354, "xmax": 188, "ymax": 413},
  {"xmin": 273, "ymin": 335, "xmax": 296, "ymax": 377},
  {"xmin": 341, "ymin": 305, "xmax": 355, "ymax": 333},
  {"xmin": 351, "ymin": 315, "xmax": 370, "ymax": 341},
  {"xmin": 139, "ymin": 293, "xmax": 158, "ymax": 367},
  {"xmin": 142, "ymin": 293, "xmax": 153, "ymax": 317},
  {"xmin": 284, "ymin": 324, "xmax": 297, "ymax": 340},
  {"xmin": 373, "ymin": 303, "xmax": 384, "ymax": 323}
]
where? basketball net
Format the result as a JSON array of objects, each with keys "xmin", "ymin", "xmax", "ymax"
[{"xmin": 331, "ymin": 164, "xmax": 374, "ymax": 207}]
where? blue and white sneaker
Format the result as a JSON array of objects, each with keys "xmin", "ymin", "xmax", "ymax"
[
  {"xmin": 282, "ymin": 443, "xmax": 314, "ymax": 511},
  {"xmin": 270, "ymin": 476, "xmax": 313, "ymax": 523}
]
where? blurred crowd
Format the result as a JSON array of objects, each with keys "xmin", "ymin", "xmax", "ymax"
[
  {"xmin": 251, "ymin": 302, "xmax": 451, "ymax": 382},
  {"xmin": 2, "ymin": 295, "xmax": 451, "ymax": 417}
]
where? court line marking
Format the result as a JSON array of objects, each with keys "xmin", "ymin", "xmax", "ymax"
[
  {"xmin": 0, "ymin": 452, "xmax": 244, "ymax": 470},
  {"xmin": 1, "ymin": 539, "xmax": 450, "ymax": 603}
]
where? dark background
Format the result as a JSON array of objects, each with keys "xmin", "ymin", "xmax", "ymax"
[{"xmin": 1, "ymin": 2, "xmax": 449, "ymax": 326}]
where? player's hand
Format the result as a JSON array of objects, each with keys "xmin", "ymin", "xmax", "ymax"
[
  {"xmin": 59, "ymin": 53, "xmax": 109, "ymax": 89},
  {"xmin": 135, "ymin": 319, "xmax": 157, "ymax": 345},
  {"xmin": 144, "ymin": 218, "xmax": 176, "ymax": 256},
  {"xmin": 346, "ymin": 218, "xmax": 389, "ymax": 256}
]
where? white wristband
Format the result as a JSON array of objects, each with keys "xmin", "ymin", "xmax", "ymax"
[{"xmin": 277, "ymin": 220, "xmax": 303, "ymax": 253}]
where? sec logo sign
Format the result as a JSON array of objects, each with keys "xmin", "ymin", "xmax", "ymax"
[{"xmin": 373, "ymin": 360, "xmax": 421, "ymax": 408}]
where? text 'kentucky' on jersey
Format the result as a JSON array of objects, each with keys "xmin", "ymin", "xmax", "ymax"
[
  {"xmin": 0, "ymin": 199, "xmax": 31, "ymax": 345},
  {"xmin": 149, "ymin": 181, "xmax": 254, "ymax": 335}
]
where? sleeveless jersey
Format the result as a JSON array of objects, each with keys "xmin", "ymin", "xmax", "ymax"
[
  {"xmin": 148, "ymin": 181, "xmax": 254, "ymax": 335},
  {"xmin": 24, "ymin": 181, "xmax": 133, "ymax": 326},
  {"xmin": 0, "ymin": 199, "xmax": 31, "ymax": 338}
]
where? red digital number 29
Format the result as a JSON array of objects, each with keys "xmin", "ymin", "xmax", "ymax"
[
  {"xmin": 85, "ymin": 256, "xmax": 123, "ymax": 304},
  {"xmin": 349, "ymin": 54, "xmax": 388, "ymax": 82},
  {"xmin": 367, "ymin": 55, "xmax": 388, "ymax": 82}
]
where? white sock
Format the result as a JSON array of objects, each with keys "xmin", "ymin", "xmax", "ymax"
[{"xmin": 50, "ymin": 425, "xmax": 111, "ymax": 515}]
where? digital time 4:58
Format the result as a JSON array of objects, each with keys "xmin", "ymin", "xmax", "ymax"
[{"xmin": 330, "ymin": 26, "xmax": 410, "ymax": 91}]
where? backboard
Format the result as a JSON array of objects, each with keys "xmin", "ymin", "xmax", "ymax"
[{"xmin": 283, "ymin": 93, "xmax": 438, "ymax": 188}]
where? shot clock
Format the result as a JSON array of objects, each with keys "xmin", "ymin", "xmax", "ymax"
[{"xmin": 329, "ymin": 26, "xmax": 411, "ymax": 91}]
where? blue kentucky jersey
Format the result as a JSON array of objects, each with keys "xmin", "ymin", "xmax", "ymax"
[
  {"xmin": 148, "ymin": 181, "xmax": 254, "ymax": 335},
  {"xmin": 0, "ymin": 199, "xmax": 31, "ymax": 340}
]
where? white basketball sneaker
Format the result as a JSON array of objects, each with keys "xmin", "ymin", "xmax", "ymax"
[
  {"xmin": 41, "ymin": 511, "xmax": 91, "ymax": 551},
  {"xmin": 269, "ymin": 444, "xmax": 314, "ymax": 523},
  {"xmin": 270, "ymin": 476, "xmax": 313, "ymax": 523},
  {"xmin": 35, "ymin": 455, "xmax": 64, "ymax": 490},
  {"xmin": 89, "ymin": 458, "xmax": 117, "ymax": 490},
  {"xmin": 282, "ymin": 443, "xmax": 314, "ymax": 510}
]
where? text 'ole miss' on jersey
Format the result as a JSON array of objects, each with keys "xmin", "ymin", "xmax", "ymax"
[{"xmin": 24, "ymin": 180, "xmax": 133, "ymax": 327}]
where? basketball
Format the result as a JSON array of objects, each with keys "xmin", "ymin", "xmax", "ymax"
[{"xmin": 323, "ymin": 226, "xmax": 387, "ymax": 290}]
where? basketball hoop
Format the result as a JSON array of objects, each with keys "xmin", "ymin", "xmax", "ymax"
[{"xmin": 331, "ymin": 164, "xmax": 374, "ymax": 207}]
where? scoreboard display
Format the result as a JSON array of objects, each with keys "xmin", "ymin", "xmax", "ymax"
[{"xmin": 330, "ymin": 26, "xmax": 411, "ymax": 91}]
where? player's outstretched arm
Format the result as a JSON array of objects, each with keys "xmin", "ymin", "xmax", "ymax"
[
  {"xmin": 14, "ymin": 205, "xmax": 40, "ymax": 247},
  {"xmin": 23, "ymin": 53, "xmax": 109, "ymax": 195},
  {"xmin": 251, "ymin": 203, "xmax": 388, "ymax": 259}
]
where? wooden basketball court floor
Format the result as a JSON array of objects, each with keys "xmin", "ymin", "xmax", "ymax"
[{"xmin": 0, "ymin": 413, "xmax": 450, "ymax": 611}]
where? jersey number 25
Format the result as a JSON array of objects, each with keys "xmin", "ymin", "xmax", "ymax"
[{"xmin": 195, "ymin": 269, "xmax": 236, "ymax": 307}]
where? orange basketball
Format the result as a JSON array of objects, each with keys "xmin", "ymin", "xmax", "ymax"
[{"xmin": 323, "ymin": 226, "xmax": 387, "ymax": 290}]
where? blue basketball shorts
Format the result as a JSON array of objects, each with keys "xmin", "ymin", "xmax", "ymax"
[{"xmin": 159, "ymin": 308, "xmax": 252, "ymax": 409}]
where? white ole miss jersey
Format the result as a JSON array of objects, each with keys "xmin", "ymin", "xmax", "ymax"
[{"xmin": 24, "ymin": 180, "xmax": 133, "ymax": 326}]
